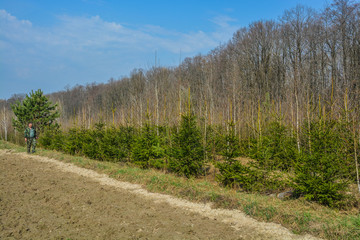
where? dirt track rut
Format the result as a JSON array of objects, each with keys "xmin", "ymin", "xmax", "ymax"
[{"xmin": 0, "ymin": 150, "xmax": 319, "ymax": 239}]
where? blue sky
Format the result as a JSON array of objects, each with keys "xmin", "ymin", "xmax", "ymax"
[{"xmin": 0, "ymin": 0, "xmax": 329, "ymax": 99}]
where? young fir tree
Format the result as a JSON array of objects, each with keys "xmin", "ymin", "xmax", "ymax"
[
  {"xmin": 82, "ymin": 122, "xmax": 105, "ymax": 160},
  {"xmin": 170, "ymin": 112, "xmax": 204, "ymax": 178},
  {"xmin": 131, "ymin": 117, "xmax": 163, "ymax": 168},
  {"xmin": 100, "ymin": 126, "xmax": 134, "ymax": 162},
  {"xmin": 221, "ymin": 121, "xmax": 241, "ymax": 163},
  {"xmin": 217, "ymin": 121, "xmax": 290, "ymax": 192},
  {"xmin": 38, "ymin": 125, "xmax": 64, "ymax": 151},
  {"xmin": 217, "ymin": 121, "xmax": 243, "ymax": 186},
  {"xmin": 216, "ymin": 121, "xmax": 260, "ymax": 190},
  {"xmin": 249, "ymin": 121, "xmax": 296, "ymax": 171},
  {"xmin": 294, "ymin": 119, "xmax": 352, "ymax": 207},
  {"xmin": 11, "ymin": 89, "xmax": 59, "ymax": 133}
]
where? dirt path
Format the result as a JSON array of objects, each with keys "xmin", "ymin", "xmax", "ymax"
[{"xmin": 0, "ymin": 150, "xmax": 319, "ymax": 240}]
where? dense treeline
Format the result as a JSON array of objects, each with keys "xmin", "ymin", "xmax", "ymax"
[
  {"xmin": 52, "ymin": 0, "xmax": 359, "ymax": 132},
  {"xmin": 1, "ymin": 1, "xmax": 359, "ymax": 133},
  {"xmin": 1, "ymin": 0, "xmax": 360, "ymax": 208}
]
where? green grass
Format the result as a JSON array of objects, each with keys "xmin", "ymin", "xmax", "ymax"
[{"xmin": 1, "ymin": 140, "xmax": 359, "ymax": 240}]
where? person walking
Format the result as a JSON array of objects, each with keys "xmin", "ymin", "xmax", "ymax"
[{"xmin": 24, "ymin": 122, "xmax": 37, "ymax": 154}]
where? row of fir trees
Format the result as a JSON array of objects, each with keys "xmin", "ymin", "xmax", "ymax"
[{"xmin": 38, "ymin": 102, "xmax": 359, "ymax": 209}]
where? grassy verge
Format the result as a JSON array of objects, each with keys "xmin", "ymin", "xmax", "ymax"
[{"xmin": 1, "ymin": 140, "xmax": 359, "ymax": 240}]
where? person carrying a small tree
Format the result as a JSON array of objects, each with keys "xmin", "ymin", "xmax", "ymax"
[{"xmin": 24, "ymin": 122, "xmax": 37, "ymax": 153}]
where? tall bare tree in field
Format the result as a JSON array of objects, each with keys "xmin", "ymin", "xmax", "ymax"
[{"xmin": 0, "ymin": 101, "xmax": 9, "ymax": 141}]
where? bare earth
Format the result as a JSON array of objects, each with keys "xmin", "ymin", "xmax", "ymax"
[{"xmin": 0, "ymin": 150, "xmax": 320, "ymax": 240}]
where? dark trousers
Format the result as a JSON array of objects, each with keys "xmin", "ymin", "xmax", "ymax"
[{"xmin": 27, "ymin": 138, "xmax": 36, "ymax": 153}]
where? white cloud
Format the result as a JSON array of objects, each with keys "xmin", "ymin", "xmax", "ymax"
[
  {"xmin": 0, "ymin": 9, "xmax": 32, "ymax": 26},
  {"xmin": 0, "ymin": 9, "xmax": 33, "ymax": 43},
  {"xmin": 211, "ymin": 15, "xmax": 237, "ymax": 28},
  {"xmin": 0, "ymin": 9, "xmax": 239, "ymax": 54}
]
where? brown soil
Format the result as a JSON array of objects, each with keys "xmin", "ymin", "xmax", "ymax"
[{"xmin": 0, "ymin": 150, "xmax": 319, "ymax": 240}]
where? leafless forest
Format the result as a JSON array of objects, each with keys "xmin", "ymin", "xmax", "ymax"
[{"xmin": 1, "ymin": 0, "xmax": 360, "ymax": 141}]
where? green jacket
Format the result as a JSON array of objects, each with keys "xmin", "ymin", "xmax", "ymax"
[{"xmin": 24, "ymin": 127, "xmax": 37, "ymax": 139}]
